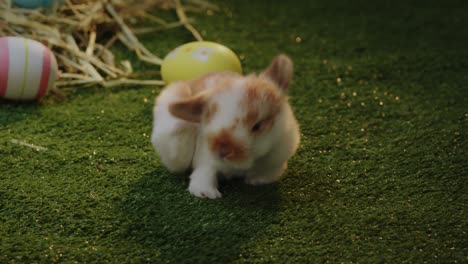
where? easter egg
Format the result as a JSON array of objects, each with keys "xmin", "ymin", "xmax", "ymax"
[
  {"xmin": 161, "ymin": 41, "xmax": 242, "ymax": 84},
  {"xmin": 0, "ymin": 37, "xmax": 58, "ymax": 101},
  {"xmin": 13, "ymin": 0, "xmax": 54, "ymax": 8}
]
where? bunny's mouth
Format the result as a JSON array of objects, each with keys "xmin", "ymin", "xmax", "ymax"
[
  {"xmin": 218, "ymin": 157, "xmax": 253, "ymax": 171},
  {"xmin": 215, "ymin": 150, "xmax": 253, "ymax": 169}
]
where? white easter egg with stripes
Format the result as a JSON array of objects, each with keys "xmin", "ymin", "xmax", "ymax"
[{"xmin": 0, "ymin": 37, "xmax": 58, "ymax": 101}]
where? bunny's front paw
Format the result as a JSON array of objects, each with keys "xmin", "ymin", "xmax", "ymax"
[
  {"xmin": 188, "ymin": 181, "xmax": 222, "ymax": 199},
  {"xmin": 245, "ymin": 162, "xmax": 287, "ymax": 186}
]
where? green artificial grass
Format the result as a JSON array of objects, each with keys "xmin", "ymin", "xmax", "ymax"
[{"xmin": 1, "ymin": 0, "xmax": 467, "ymax": 262}]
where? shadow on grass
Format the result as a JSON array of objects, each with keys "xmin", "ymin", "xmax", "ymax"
[
  {"xmin": 119, "ymin": 171, "xmax": 281, "ymax": 263},
  {"xmin": 0, "ymin": 99, "xmax": 41, "ymax": 128}
]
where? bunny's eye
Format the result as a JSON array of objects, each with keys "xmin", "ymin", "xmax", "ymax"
[{"xmin": 251, "ymin": 121, "xmax": 263, "ymax": 133}]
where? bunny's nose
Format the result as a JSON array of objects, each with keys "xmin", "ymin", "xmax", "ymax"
[
  {"xmin": 209, "ymin": 129, "xmax": 246, "ymax": 162},
  {"xmin": 218, "ymin": 142, "xmax": 234, "ymax": 159}
]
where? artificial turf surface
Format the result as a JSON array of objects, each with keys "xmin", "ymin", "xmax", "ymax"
[{"xmin": 1, "ymin": 0, "xmax": 467, "ymax": 262}]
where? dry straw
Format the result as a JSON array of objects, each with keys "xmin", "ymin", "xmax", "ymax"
[{"xmin": 0, "ymin": 0, "xmax": 217, "ymax": 91}]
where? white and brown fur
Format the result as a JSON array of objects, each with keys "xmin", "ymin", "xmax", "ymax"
[{"xmin": 151, "ymin": 55, "xmax": 300, "ymax": 199}]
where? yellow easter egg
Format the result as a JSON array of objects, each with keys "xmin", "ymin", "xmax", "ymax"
[
  {"xmin": 161, "ymin": 41, "xmax": 242, "ymax": 84},
  {"xmin": 0, "ymin": 37, "xmax": 58, "ymax": 101}
]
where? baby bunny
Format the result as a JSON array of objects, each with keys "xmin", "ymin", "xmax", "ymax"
[{"xmin": 151, "ymin": 55, "xmax": 300, "ymax": 199}]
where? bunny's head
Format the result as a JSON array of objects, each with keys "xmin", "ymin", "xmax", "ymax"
[{"xmin": 169, "ymin": 55, "xmax": 294, "ymax": 169}]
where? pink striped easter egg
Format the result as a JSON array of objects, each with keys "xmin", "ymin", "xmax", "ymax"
[{"xmin": 0, "ymin": 36, "xmax": 58, "ymax": 101}]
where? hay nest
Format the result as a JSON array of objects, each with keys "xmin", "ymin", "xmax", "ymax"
[{"xmin": 0, "ymin": 0, "xmax": 217, "ymax": 91}]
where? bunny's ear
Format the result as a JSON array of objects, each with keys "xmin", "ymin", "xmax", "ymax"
[
  {"xmin": 169, "ymin": 94, "xmax": 206, "ymax": 123},
  {"xmin": 260, "ymin": 54, "xmax": 293, "ymax": 92}
]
